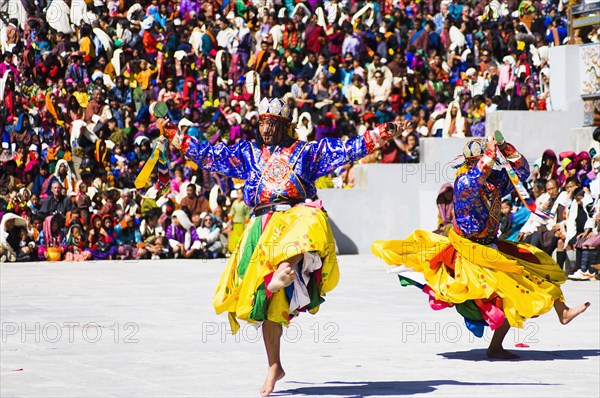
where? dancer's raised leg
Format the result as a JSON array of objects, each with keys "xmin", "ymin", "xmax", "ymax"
[
  {"xmin": 554, "ymin": 300, "xmax": 590, "ymax": 325},
  {"xmin": 267, "ymin": 254, "xmax": 303, "ymax": 293}
]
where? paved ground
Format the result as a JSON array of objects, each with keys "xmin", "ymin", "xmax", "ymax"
[{"xmin": 1, "ymin": 255, "xmax": 599, "ymax": 397}]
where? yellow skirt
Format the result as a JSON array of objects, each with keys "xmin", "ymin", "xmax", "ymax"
[
  {"xmin": 227, "ymin": 223, "xmax": 245, "ymax": 254},
  {"xmin": 372, "ymin": 229, "xmax": 566, "ymax": 332},
  {"xmin": 214, "ymin": 205, "xmax": 338, "ymax": 333}
]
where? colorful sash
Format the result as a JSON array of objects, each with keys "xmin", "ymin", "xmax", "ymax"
[
  {"xmin": 134, "ymin": 136, "xmax": 168, "ymax": 189},
  {"xmin": 495, "ymin": 145, "xmax": 553, "ymax": 220}
]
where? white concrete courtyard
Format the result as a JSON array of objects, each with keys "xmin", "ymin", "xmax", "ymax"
[{"xmin": 1, "ymin": 255, "xmax": 599, "ymax": 397}]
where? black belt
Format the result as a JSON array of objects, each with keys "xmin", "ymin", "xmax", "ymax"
[
  {"xmin": 253, "ymin": 202, "xmax": 299, "ymax": 217},
  {"xmin": 468, "ymin": 236, "xmax": 498, "ymax": 246}
]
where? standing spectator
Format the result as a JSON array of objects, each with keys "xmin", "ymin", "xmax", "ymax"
[
  {"xmin": 227, "ymin": 186, "xmax": 250, "ymax": 254},
  {"xmin": 434, "ymin": 183, "xmax": 454, "ymax": 236}
]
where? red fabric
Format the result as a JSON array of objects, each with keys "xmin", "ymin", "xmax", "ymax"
[
  {"xmin": 264, "ymin": 272, "xmax": 274, "ymax": 299},
  {"xmin": 305, "ymin": 24, "xmax": 324, "ymax": 54},
  {"xmin": 474, "ymin": 295, "xmax": 505, "ymax": 330},
  {"xmin": 428, "ymin": 244, "xmax": 456, "ymax": 271},
  {"xmin": 497, "ymin": 241, "xmax": 541, "ymax": 264},
  {"xmin": 143, "ymin": 31, "xmax": 159, "ymax": 54}
]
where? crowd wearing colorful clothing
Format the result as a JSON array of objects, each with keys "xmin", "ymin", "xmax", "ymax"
[{"xmin": 0, "ymin": 0, "xmax": 595, "ymax": 262}]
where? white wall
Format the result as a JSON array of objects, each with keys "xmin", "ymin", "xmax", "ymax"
[
  {"xmin": 485, "ymin": 110, "xmax": 580, "ymax": 161},
  {"xmin": 318, "ymin": 163, "xmax": 454, "ymax": 254},
  {"xmin": 548, "ymin": 45, "xmax": 583, "ymax": 112}
]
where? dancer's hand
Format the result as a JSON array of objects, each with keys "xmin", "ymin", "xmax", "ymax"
[
  {"xmin": 487, "ymin": 135, "xmax": 497, "ymax": 151},
  {"xmin": 155, "ymin": 117, "xmax": 167, "ymax": 133},
  {"xmin": 389, "ymin": 120, "xmax": 411, "ymax": 137}
]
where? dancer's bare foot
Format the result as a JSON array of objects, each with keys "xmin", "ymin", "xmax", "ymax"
[
  {"xmin": 260, "ymin": 363, "xmax": 285, "ymax": 396},
  {"xmin": 267, "ymin": 264, "xmax": 295, "ymax": 293},
  {"xmin": 487, "ymin": 347, "xmax": 520, "ymax": 360},
  {"xmin": 558, "ymin": 302, "xmax": 590, "ymax": 325}
]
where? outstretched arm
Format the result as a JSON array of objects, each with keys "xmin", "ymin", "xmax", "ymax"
[
  {"xmin": 306, "ymin": 121, "xmax": 408, "ymax": 179},
  {"xmin": 159, "ymin": 118, "xmax": 251, "ymax": 180},
  {"xmin": 497, "ymin": 142, "xmax": 530, "ymax": 197}
]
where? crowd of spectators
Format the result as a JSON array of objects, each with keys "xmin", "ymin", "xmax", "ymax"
[{"xmin": 0, "ymin": 0, "xmax": 595, "ymax": 262}]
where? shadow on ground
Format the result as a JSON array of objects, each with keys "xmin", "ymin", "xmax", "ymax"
[
  {"xmin": 438, "ymin": 349, "xmax": 600, "ymax": 362},
  {"xmin": 328, "ymin": 218, "xmax": 358, "ymax": 255},
  {"xmin": 276, "ymin": 380, "xmax": 552, "ymax": 397}
]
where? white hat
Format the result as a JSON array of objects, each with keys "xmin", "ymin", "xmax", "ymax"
[
  {"xmin": 466, "ymin": 67, "xmax": 476, "ymax": 76},
  {"xmin": 461, "ymin": 49, "xmax": 471, "ymax": 62},
  {"xmin": 178, "ymin": 118, "xmax": 194, "ymax": 129},
  {"xmin": 134, "ymin": 135, "xmax": 150, "ymax": 146},
  {"xmin": 141, "ymin": 17, "xmax": 154, "ymax": 31},
  {"xmin": 86, "ymin": 186, "xmax": 98, "ymax": 200},
  {"xmin": 174, "ymin": 50, "xmax": 187, "ymax": 61},
  {"xmin": 417, "ymin": 125, "xmax": 429, "ymax": 136},
  {"xmin": 142, "ymin": 186, "xmax": 159, "ymax": 200},
  {"xmin": 505, "ymin": 81, "xmax": 515, "ymax": 91},
  {"xmin": 28, "ymin": 144, "xmax": 38, "ymax": 152},
  {"xmin": 173, "ymin": 18, "xmax": 181, "ymax": 26},
  {"xmin": 156, "ymin": 196, "xmax": 169, "ymax": 207},
  {"xmin": 227, "ymin": 112, "xmax": 242, "ymax": 125},
  {"xmin": 503, "ymin": 55, "xmax": 515, "ymax": 65},
  {"xmin": 91, "ymin": 71, "xmax": 104, "ymax": 81}
]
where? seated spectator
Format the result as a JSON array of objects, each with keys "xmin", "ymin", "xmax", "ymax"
[
  {"xmin": 116, "ymin": 189, "xmax": 140, "ymax": 217},
  {"xmin": 87, "ymin": 214, "xmax": 119, "ymax": 260},
  {"xmin": 196, "ymin": 213, "xmax": 224, "ymax": 259},
  {"xmin": 114, "ymin": 214, "xmax": 145, "ymax": 260},
  {"xmin": 1, "ymin": 213, "xmax": 33, "ymax": 262},
  {"xmin": 11, "ymin": 225, "xmax": 37, "ymax": 262},
  {"xmin": 166, "ymin": 210, "xmax": 201, "ymax": 258},
  {"xmin": 39, "ymin": 181, "xmax": 74, "ymax": 218},
  {"xmin": 64, "ymin": 224, "xmax": 92, "ymax": 262},
  {"xmin": 179, "ymin": 184, "xmax": 210, "ymax": 216},
  {"xmin": 368, "ymin": 71, "xmax": 392, "ymax": 104},
  {"xmin": 150, "ymin": 236, "xmax": 171, "ymax": 260},
  {"xmin": 37, "ymin": 215, "xmax": 66, "ymax": 261},
  {"xmin": 517, "ymin": 179, "xmax": 549, "ymax": 243}
]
